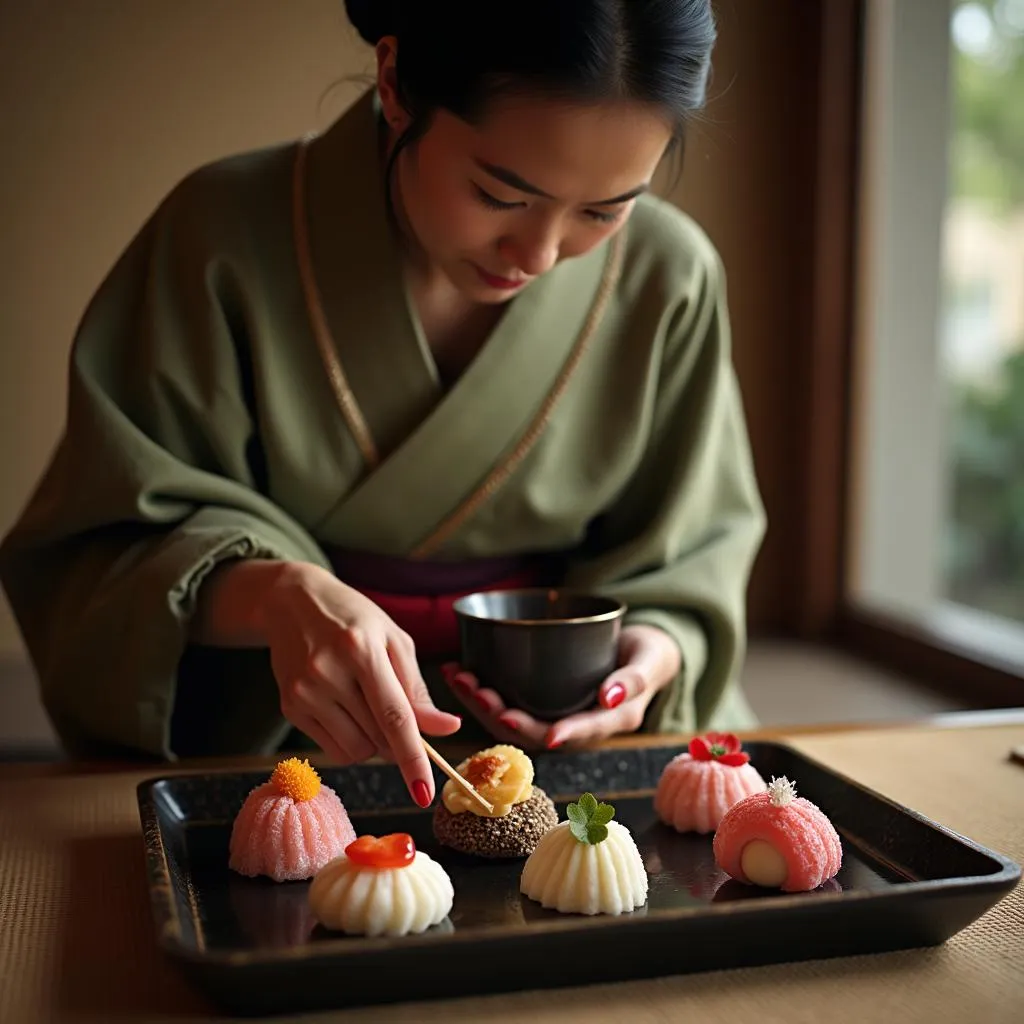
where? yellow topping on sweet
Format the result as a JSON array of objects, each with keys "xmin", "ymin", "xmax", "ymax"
[
  {"xmin": 270, "ymin": 757, "xmax": 321, "ymax": 802},
  {"xmin": 443, "ymin": 744, "xmax": 533, "ymax": 818}
]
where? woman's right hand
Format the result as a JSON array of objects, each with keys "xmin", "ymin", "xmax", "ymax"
[{"xmin": 200, "ymin": 559, "xmax": 462, "ymax": 807}]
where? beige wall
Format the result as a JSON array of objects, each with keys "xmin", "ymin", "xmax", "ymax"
[
  {"xmin": 1, "ymin": 1, "xmax": 826, "ymax": 660},
  {"xmin": 0, "ymin": 1, "xmax": 368, "ymax": 655}
]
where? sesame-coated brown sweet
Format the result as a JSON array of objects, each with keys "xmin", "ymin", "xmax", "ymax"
[{"xmin": 432, "ymin": 787, "xmax": 559, "ymax": 859}]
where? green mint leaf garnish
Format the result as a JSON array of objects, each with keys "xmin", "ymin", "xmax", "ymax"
[
  {"xmin": 566, "ymin": 792, "xmax": 616, "ymax": 845},
  {"xmin": 566, "ymin": 802, "xmax": 587, "ymax": 827},
  {"xmin": 569, "ymin": 820, "xmax": 588, "ymax": 842}
]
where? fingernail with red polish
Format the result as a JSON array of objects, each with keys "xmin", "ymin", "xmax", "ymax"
[
  {"xmin": 603, "ymin": 683, "xmax": 626, "ymax": 709},
  {"xmin": 498, "ymin": 714, "xmax": 519, "ymax": 732},
  {"xmin": 546, "ymin": 735, "xmax": 564, "ymax": 750},
  {"xmin": 472, "ymin": 692, "xmax": 492, "ymax": 714},
  {"xmin": 412, "ymin": 780, "xmax": 432, "ymax": 808},
  {"xmin": 451, "ymin": 676, "xmax": 473, "ymax": 695},
  {"xmin": 441, "ymin": 662, "xmax": 459, "ymax": 683}
]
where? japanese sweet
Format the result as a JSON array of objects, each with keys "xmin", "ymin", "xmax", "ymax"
[
  {"xmin": 520, "ymin": 793, "xmax": 648, "ymax": 915},
  {"xmin": 654, "ymin": 732, "xmax": 767, "ymax": 834},
  {"xmin": 309, "ymin": 833, "xmax": 454, "ymax": 937},
  {"xmin": 229, "ymin": 757, "xmax": 357, "ymax": 882},
  {"xmin": 713, "ymin": 776, "xmax": 843, "ymax": 892},
  {"xmin": 433, "ymin": 744, "xmax": 558, "ymax": 858}
]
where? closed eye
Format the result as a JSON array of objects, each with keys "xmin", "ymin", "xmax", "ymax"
[
  {"xmin": 473, "ymin": 183, "xmax": 525, "ymax": 211},
  {"xmin": 585, "ymin": 207, "xmax": 625, "ymax": 224},
  {"xmin": 475, "ymin": 181, "xmax": 628, "ymax": 224}
]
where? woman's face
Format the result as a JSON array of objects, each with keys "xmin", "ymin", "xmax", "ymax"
[{"xmin": 380, "ymin": 63, "xmax": 675, "ymax": 303}]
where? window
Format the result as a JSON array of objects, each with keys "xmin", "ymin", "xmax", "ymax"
[
  {"xmin": 850, "ymin": 0, "xmax": 1024, "ymax": 673},
  {"xmin": 944, "ymin": 0, "xmax": 1024, "ymax": 626}
]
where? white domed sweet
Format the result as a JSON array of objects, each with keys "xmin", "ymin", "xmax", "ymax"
[
  {"xmin": 309, "ymin": 844, "xmax": 453, "ymax": 937},
  {"xmin": 521, "ymin": 818, "xmax": 648, "ymax": 916}
]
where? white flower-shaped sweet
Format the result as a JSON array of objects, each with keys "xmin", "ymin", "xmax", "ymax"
[
  {"xmin": 520, "ymin": 794, "xmax": 648, "ymax": 915},
  {"xmin": 309, "ymin": 835, "xmax": 453, "ymax": 937}
]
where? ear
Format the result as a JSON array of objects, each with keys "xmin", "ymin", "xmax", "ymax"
[{"xmin": 375, "ymin": 36, "xmax": 410, "ymax": 132}]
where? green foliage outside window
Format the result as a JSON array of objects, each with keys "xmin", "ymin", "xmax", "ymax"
[{"xmin": 946, "ymin": 0, "xmax": 1024, "ymax": 622}]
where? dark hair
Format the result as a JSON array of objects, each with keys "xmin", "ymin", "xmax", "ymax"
[{"xmin": 344, "ymin": 0, "xmax": 716, "ymax": 179}]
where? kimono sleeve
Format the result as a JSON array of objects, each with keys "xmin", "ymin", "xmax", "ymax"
[
  {"xmin": 0, "ymin": 176, "xmax": 330, "ymax": 759},
  {"xmin": 563, "ymin": 242, "xmax": 767, "ymax": 734}
]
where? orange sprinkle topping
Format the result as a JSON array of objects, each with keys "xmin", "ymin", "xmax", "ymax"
[
  {"xmin": 464, "ymin": 754, "xmax": 504, "ymax": 788},
  {"xmin": 270, "ymin": 757, "xmax": 321, "ymax": 802}
]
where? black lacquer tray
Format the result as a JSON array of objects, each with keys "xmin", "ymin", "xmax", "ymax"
[{"xmin": 136, "ymin": 741, "xmax": 1020, "ymax": 1016}]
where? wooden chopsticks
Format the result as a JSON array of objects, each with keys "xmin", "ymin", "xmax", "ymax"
[{"xmin": 421, "ymin": 739, "xmax": 494, "ymax": 815}]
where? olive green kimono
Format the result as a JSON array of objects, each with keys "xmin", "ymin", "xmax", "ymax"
[{"xmin": 0, "ymin": 89, "xmax": 766, "ymax": 759}]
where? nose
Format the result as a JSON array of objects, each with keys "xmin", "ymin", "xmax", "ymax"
[{"xmin": 499, "ymin": 222, "xmax": 561, "ymax": 278}]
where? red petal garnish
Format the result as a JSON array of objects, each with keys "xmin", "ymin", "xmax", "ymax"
[
  {"xmin": 689, "ymin": 736, "xmax": 713, "ymax": 760},
  {"xmin": 345, "ymin": 833, "xmax": 416, "ymax": 869},
  {"xmin": 706, "ymin": 732, "xmax": 741, "ymax": 754},
  {"xmin": 717, "ymin": 751, "xmax": 751, "ymax": 767}
]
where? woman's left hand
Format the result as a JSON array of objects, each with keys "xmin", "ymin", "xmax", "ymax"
[{"xmin": 441, "ymin": 624, "xmax": 681, "ymax": 750}]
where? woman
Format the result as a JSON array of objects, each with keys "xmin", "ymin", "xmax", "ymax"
[{"xmin": 0, "ymin": 0, "xmax": 765, "ymax": 808}]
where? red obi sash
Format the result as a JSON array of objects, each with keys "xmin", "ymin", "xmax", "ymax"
[{"xmin": 324, "ymin": 548, "xmax": 559, "ymax": 658}]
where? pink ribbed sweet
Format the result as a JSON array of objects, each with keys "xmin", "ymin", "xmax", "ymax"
[
  {"xmin": 713, "ymin": 783, "xmax": 843, "ymax": 892},
  {"xmin": 229, "ymin": 783, "xmax": 357, "ymax": 882},
  {"xmin": 654, "ymin": 754, "xmax": 766, "ymax": 834}
]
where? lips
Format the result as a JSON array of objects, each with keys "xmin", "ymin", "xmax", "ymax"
[{"xmin": 473, "ymin": 264, "xmax": 528, "ymax": 291}]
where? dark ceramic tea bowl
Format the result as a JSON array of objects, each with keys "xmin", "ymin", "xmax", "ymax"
[{"xmin": 452, "ymin": 588, "xmax": 627, "ymax": 720}]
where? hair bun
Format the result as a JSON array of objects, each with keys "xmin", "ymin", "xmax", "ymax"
[{"xmin": 344, "ymin": 0, "xmax": 398, "ymax": 45}]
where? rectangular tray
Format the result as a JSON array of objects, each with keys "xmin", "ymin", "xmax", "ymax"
[{"xmin": 137, "ymin": 741, "xmax": 1020, "ymax": 1016}]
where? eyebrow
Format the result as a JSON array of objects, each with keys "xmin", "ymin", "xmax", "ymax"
[{"xmin": 475, "ymin": 159, "xmax": 649, "ymax": 206}]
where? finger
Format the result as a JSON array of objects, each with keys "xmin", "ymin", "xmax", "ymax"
[
  {"xmin": 352, "ymin": 640, "xmax": 436, "ymax": 808},
  {"xmin": 598, "ymin": 664, "xmax": 649, "ymax": 710},
  {"xmin": 344, "ymin": 693, "xmax": 393, "ymax": 759},
  {"xmin": 545, "ymin": 693, "xmax": 654, "ymax": 750},
  {"xmin": 469, "ymin": 685, "xmax": 506, "ymax": 718},
  {"xmin": 493, "ymin": 707, "xmax": 549, "ymax": 748},
  {"xmin": 442, "ymin": 675, "xmax": 536, "ymax": 749},
  {"xmin": 445, "ymin": 675, "xmax": 500, "ymax": 722},
  {"xmin": 287, "ymin": 711, "xmax": 350, "ymax": 765},
  {"xmin": 387, "ymin": 636, "xmax": 462, "ymax": 736},
  {"xmin": 444, "ymin": 668, "xmax": 478, "ymax": 696},
  {"xmin": 292, "ymin": 680, "xmax": 379, "ymax": 763},
  {"xmin": 447, "ymin": 679, "xmax": 508, "ymax": 724},
  {"xmin": 306, "ymin": 650, "xmax": 391, "ymax": 753},
  {"xmin": 443, "ymin": 670, "xmax": 481, "ymax": 710},
  {"xmin": 441, "ymin": 676, "xmax": 544, "ymax": 749},
  {"xmin": 598, "ymin": 627, "xmax": 665, "ymax": 709},
  {"xmin": 439, "ymin": 664, "xmax": 485, "ymax": 725}
]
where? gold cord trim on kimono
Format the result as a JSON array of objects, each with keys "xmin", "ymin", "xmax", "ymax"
[
  {"xmin": 293, "ymin": 137, "xmax": 381, "ymax": 469},
  {"xmin": 411, "ymin": 229, "xmax": 627, "ymax": 560}
]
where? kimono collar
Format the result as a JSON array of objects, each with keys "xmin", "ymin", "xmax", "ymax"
[{"xmin": 297, "ymin": 88, "xmax": 624, "ymax": 557}]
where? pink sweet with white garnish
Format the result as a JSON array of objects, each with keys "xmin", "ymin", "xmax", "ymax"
[
  {"xmin": 229, "ymin": 757, "xmax": 357, "ymax": 883},
  {"xmin": 654, "ymin": 732, "xmax": 767, "ymax": 834},
  {"xmin": 712, "ymin": 776, "xmax": 843, "ymax": 893}
]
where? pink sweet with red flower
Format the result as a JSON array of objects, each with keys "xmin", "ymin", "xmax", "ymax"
[{"xmin": 688, "ymin": 732, "xmax": 751, "ymax": 767}]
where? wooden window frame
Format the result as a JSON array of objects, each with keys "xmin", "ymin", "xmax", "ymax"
[{"xmin": 791, "ymin": 0, "xmax": 1023, "ymax": 707}]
